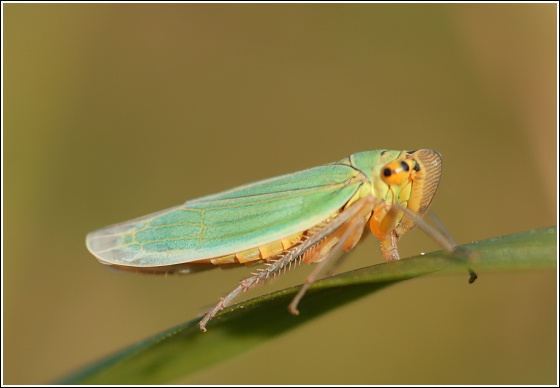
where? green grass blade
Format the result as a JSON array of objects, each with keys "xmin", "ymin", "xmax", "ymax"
[{"xmin": 58, "ymin": 226, "xmax": 556, "ymax": 385}]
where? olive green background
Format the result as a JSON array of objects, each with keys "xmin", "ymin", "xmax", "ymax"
[{"xmin": 4, "ymin": 3, "xmax": 557, "ymax": 384}]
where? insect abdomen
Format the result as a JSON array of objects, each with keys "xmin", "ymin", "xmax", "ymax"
[{"xmin": 205, "ymin": 232, "xmax": 304, "ymax": 265}]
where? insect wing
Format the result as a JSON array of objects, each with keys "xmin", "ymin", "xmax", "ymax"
[{"xmin": 86, "ymin": 163, "xmax": 365, "ymax": 268}]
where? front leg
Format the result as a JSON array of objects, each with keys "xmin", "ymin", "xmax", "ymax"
[
  {"xmin": 369, "ymin": 201, "xmax": 401, "ymax": 261},
  {"xmin": 380, "ymin": 231, "xmax": 400, "ymax": 261}
]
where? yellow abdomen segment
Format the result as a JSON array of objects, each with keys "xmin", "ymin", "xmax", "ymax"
[{"xmin": 204, "ymin": 232, "xmax": 304, "ymax": 265}]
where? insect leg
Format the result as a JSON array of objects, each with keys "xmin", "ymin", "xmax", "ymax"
[
  {"xmin": 198, "ymin": 250, "xmax": 301, "ymax": 331},
  {"xmin": 288, "ymin": 196, "xmax": 374, "ymax": 315},
  {"xmin": 198, "ymin": 196, "xmax": 374, "ymax": 331},
  {"xmin": 393, "ymin": 203, "xmax": 478, "ymax": 283},
  {"xmin": 425, "ymin": 210, "xmax": 478, "ymax": 283}
]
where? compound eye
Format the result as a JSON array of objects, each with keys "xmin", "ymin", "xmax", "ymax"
[{"xmin": 381, "ymin": 160, "xmax": 411, "ymax": 186}]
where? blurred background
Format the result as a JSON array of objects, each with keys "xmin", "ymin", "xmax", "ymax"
[{"xmin": 3, "ymin": 3, "xmax": 557, "ymax": 384}]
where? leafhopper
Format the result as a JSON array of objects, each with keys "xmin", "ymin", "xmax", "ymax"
[{"xmin": 86, "ymin": 149, "xmax": 474, "ymax": 331}]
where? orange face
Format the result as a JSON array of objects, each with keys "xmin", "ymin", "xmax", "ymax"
[{"xmin": 370, "ymin": 149, "xmax": 443, "ymax": 244}]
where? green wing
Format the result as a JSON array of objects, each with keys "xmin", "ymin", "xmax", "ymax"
[{"xmin": 86, "ymin": 163, "xmax": 366, "ymax": 268}]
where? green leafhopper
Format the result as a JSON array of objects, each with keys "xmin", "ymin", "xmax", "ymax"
[{"xmin": 86, "ymin": 149, "xmax": 472, "ymax": 331}]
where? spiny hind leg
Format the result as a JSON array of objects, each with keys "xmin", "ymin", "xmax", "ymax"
[
  {"xmin": 198, "ymin": 251, "xmax": 301, "ymax": 331},
  {"xmin": 198, "ymin": 196, "xmax": 375, "ymax": 331},
  {"xmin": 198, "ymin": 217, "xmax": 336, "ymax": 331}
]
